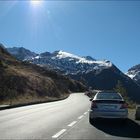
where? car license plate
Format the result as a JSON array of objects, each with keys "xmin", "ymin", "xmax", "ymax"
[{"xmin": 102, "ymin": 105, "xmax": 116, "ymax": 110}]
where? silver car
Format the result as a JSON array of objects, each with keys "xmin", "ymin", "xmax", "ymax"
[{"xmin": 89, "ymin": 91, "xmax": 128, "ymax": 123}]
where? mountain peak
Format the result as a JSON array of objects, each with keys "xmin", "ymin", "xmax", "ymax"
[
  {"xmin": 7, "ymin": 47, "xmax": 113, "ymax": 74},
  {"xmin": 53, "ymin": 50, "xmax": 98, "ymax": 64},
  {"xmin": 6, "ymin": 46, "xmax": 140, "ymax": 102},
  {"xmin": 126, "ymin": 64, "xmax": 140, "ymax": 85},
  {"xmin": 55, "ymin": 50, "xmax": 80, "ymax": 59},
  {"xmin": 40, "ymin": 51, "xmax": 51, "ymax": 57},
  {"xmin": 83, "ymin": 56, "xmax": 96, "ymax": 61},
  {"xmin": 7, "ymin": 47, "xmax": 37, "ymax": 61}
]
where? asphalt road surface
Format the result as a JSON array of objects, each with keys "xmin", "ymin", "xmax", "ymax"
[{"xmin": 0, "ymin": 93, "xmax": 140, "ymax": 139}]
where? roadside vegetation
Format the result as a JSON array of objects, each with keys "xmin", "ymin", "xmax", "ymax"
[{"xmin": 114, "ymin": 80, "xmax": 136, "ymax": 109}]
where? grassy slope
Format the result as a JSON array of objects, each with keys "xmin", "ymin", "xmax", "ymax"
[{"xmin": 0, "ymin": 45, "xmax": 86, "ymax": 105}]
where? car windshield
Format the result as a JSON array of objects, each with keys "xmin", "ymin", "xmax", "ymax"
[{"xmin": 96, "ymin": 92, "xmax": 122, "ymax": 100}]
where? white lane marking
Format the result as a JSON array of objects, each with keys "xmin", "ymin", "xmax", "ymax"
[
  {"xmin": 68, "ymin": 121, "xmax": 77, "ymax": 127},
  {"xmin": 52, "ymin": 129, "xmax": 66, "ymax": 139},
  {"xmin": 78, "ymin": 115, "xmax": 84, "ymax": 119},
  {"xmin": 84, "ymin": 112, "xmax": 87, "ymax": 115}
]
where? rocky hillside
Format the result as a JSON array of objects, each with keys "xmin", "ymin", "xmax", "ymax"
[
  {"xmin": 7, "ymin": 47, "xmax": 37, "ymax": 61},
  {"xmin": 0, "ymin": 44, "xmax": 86, "ymax": 105},
  {"xmin": 7, "ymin": 47, "xmax": 140, "ymax": 102},
  {"xmin": 126, "ymin": 64, "xmax": 140, "ymax": 85}
]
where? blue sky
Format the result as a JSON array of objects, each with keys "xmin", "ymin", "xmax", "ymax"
[{"xmin": 0, "ymin": 1, "xmax": 140, "ymax": 72}]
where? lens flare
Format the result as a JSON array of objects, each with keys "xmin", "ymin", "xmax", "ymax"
[{"xmin": 31, "ymin": 0, "xmax": 42, "ymax": 6}]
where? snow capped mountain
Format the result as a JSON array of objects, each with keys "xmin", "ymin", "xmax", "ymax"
[
  {"xmin": 7, "ymin": 47, "xmax": 113, "ymax": 75},
  {"xmin": 53, "ymin": 50, "xmax": 95, "ymax": 64},
  {"xmin": 27, "ymin": 50, "xmax": 112, "ymax": 74},
  {"xmin": 126, "ymin": 64, "xmax": 140, "ymax": 85},
  {"xmin": 54, "ymin": 50, "xmax": 111, "ymax": 66},
  {"xmin": 6, "ymin": 47, "xmax": 140, "ymax": 102}
]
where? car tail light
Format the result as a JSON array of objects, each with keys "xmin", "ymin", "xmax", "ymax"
[
  {"xmin": 91, "ymin": 101, "xmax": 97, "ymax": 108},
  {"xmin": 120, "ymin": 103, "xmax": 128, "ymax": 109}
]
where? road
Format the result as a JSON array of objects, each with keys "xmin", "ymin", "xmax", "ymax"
[{"xmin": 0, "ymin": 93, "xmax": 140, "ymax": 139}]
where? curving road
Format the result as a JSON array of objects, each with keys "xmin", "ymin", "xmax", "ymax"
[{"xmin": 0, "ymin": 93, "xmax": 140, "ymax": 139}]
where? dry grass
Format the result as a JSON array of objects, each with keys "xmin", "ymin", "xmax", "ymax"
[
  {"xmin": 0, "ymin": 46, "xmax": 86, "ymax": 106},
  {"xmin": 0, "ymin": 93, "xmax": 69, "ymax": 106}
]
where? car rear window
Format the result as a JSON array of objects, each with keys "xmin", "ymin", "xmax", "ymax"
[{"xmin": 96, "ymin": 92, "xmax": 122, "ymax": 100}]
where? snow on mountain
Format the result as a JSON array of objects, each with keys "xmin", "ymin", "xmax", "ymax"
[
  {"xmin": 6, "ymin": 47, "xmax": 140, "ymax": 102},
  {"xmin": 55, "ymin": 50, "xmax": 94, "ymax": 64},
  {"xmin": 126, "ymin": 64, "xmax": 140, "ymax": 85},
  {"xmin": 30, "ymin": 50, "xmax": 112, "ymax": 74},
  {"xmin": 126, "ymin": 71, "xmax": 136, "ymax": 79},
  {"xmin": 7, "ymin": 48, "xmax": 112, "ymax": 75},
  {"xmin": 55, "ymin": 50, "xmax": 112, "ymax": 66},
  {"xmin": 58, "ymin": 51, "xmax": 112, "ymax": 67},
  {"xmin": 56, "ymin": 50, "xmax": 81, "ymax": 60}
]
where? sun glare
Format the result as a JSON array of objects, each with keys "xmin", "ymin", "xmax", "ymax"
[{"xmin": 31, "ymin": 0, "xmax": 42, "ymax": 6}]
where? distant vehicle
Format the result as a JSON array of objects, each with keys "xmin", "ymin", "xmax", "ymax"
[
  {"xmin": 89, "ymin": 91, "xmax": 128, "ymax": 123},
  {"xmin": 135, "ymin": 105, "xmax": 140, "ymax": 120}
]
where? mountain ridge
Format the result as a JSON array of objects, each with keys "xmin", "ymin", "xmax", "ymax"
[
  {"xmin": 7, "ymin": 46, "xmax": 140, "ymax": 102},
  {"xmin": 7, "ymin": 47, "xmax": 112, "ymax": 74},
  {"xmin": 0, "ymin": 44, "xmax": 86, "ymax": 105}
]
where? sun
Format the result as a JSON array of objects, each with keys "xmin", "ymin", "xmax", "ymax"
[{"xmin": 30, "ymin": 0, "xmax": 42, "ymax": 6}]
